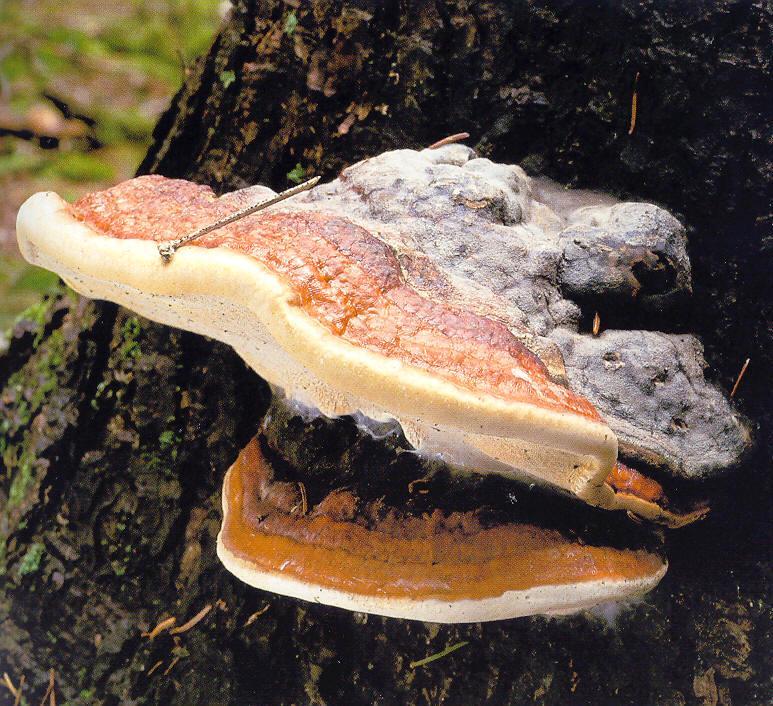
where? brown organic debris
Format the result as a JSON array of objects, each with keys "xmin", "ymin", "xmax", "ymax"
[
  {"xmin": 409, "ymin": 641, "xmax": 469, "ymax": 668},
  {"xmin": 296, "ymin": 482, "xmax": 308, "ymax": 515},
  {"xmin": 169, "ymin": 604, "xmax": 213, "ymax": 635},
  {"xmin": 163, "ymin": 657, "xmax": 181, "ymax": 677},
  {"xmin": 142, "ymin": 616, "xmax": 176, "ymax": 640},
  {"xmin": 628, "ymin": 72, "xmax": 640, "ymax": 135},
  {"xmin": 428, "ymin": 132, "xmax": 470, "ymax": 149},
  {"xmin": 2, "ymin": 673, "xmax": 18, "ymax": 699},
  {"xmin": 38, "ymin": 669, "xmax": 56, "ymax": 706},
  {"xmin": 244, "ymin": 604, "xmax": 271, "ymax": 627},
  {"xmin": 730, "ymin": 358, "xmax": 750, "ymax": 398},
  {"xmin": 3, "ymin": 673, "xmax": 24, "ymax": 706},
  {"xmin": 407, "ymin": 477, "xmax": 431, "ymax": 494}
]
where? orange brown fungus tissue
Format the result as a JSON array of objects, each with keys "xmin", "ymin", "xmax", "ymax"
[
  {"xmin": 71, "ymin": 176, "xmax": 598, "ymax": 421},
  {"xmin": 217, "ymin": 437, "xmax": 665, "ymax": 621}
]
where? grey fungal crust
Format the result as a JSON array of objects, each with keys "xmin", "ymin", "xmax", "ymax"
[{"xmin": 308, "ymin": 145, "xmax": 750, "ymax": 479}]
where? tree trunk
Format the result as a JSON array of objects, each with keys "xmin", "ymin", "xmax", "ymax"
[{"xmin": 1, "ymin": 2, "xmax": 770, "ymax": 704}]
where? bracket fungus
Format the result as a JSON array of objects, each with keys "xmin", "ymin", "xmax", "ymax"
[{"xmin": 15, "ymin": 145, "xmax": 750, "ymax": 622}]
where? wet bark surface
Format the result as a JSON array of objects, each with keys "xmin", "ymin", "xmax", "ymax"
[{"xmin": 1, "ymin": 2, "xmax": 770, "ymax": 704}]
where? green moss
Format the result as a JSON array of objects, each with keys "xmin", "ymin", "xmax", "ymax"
[
  {"xmin": 17, "ymin": 542, "xmax": 45, "ymax": 576},
  {"xmin": 284, "ymin": 10, "xmax": 299, "ymax": 36},
  {"xmin": 7, "ymin": 452, "xmax": 34, "ymax": 509},
  {"xmin": 14, "ymin": 299, "xmax": 48, "ymax": 327},
  {"xmin": 119, "ymin": 316, "xmax": 143, "ymax": 360},
  {"xmin": 1, "ymin": 326, "xmax": 68, "ymax": 538},
  {"xmin": 12, "ymin": 298, "xmax": 52, "ymax": 348},
  {"xmin": 44, "ymin": 152, "xmax": 115, "ymax": 183},
  {"xmin": 29, "ymin": 328, "xmax": 66, "ymax": 410},
  {"xmin": 0, "ymin": 151, "xmax": 44, "ymax": 178},
  {"xmin": 287, "ymin": 162, "xmax": 306, "ymax": 184},
  {"xmin": 90, "ymin": 379, "xmax": 110, "ymax": 410},
  {"xmin": 158, "ymin": 429, "xmax": 180, "ymax": 449},
  {"xmin": 220, "ymin": 69, "xmax": 236, "ymax": 88}
]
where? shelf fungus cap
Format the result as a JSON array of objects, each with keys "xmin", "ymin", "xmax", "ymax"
[
  {"xmin": 216, "ymin": 437, "xmax": 667, "ymax": 622},
  {"xmin": 15, "ymin": 167, "xmax": 706, "ymax": 526}
]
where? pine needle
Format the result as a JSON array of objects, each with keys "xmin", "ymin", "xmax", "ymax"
[
  {"xmin": 38, "ymin": 669, "xmax": 56, "ymax": 706},
  {"xmin": 163, "ymin": 657, "xmax": 181, "ymax": 676},
  {"xmin": 244, "ymin": 604, "xmax": 271, "ymax": 627},
  {"xmin": 169, "ymin": 604, "xmax": 212, "ymax": 635},
  {"xmin": 2, "ymin": 673, "xmax": 18, "ymax": 699},
  {"xmin": 628, "ymin": 72, "xmax": 640, "ymax": 135},
  {"xmin": 730, "ymin": 358, "xmax": 750, "ymax": 398},
  {"xmin": 142, "ymin": 616, "xmax": 176, "ymax": 640},
  {"xmin": 409, "ymin": 641, "xmax": 469, "ymax": 668},
  {"xmin": 13, "ymin": 675, "xmax": 25, "ymax": 706},
  {"xmin": 428, "ymin": 132, "xmax": 470, "ymax": 149}
]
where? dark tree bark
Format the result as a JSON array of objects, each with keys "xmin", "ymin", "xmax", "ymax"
[{"xmin": 1, "ymin": 2, "xmax": 770, "ymax": 704}]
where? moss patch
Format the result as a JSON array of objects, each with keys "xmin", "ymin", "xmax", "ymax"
[{"xmin": 16, "ymin": 542, "xmax": 45, "ymax": 576}]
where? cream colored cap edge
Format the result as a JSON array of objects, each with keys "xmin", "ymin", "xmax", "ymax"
[{"xmin": 16, "ymin": 191, "xmax": 617, "ymax": 478}]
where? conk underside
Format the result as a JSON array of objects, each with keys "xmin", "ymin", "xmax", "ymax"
[
  {"xmin": 17, "ymin": 146, "xmax": 745, "ymax": 621},
  {"xmin": 217, "ymin": 436, "xmax": 666, "ymax": 623}
]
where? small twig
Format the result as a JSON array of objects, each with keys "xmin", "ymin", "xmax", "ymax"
[
  {"xmin": 409, "ymin": 641, "xmax": 469, "ymax": 668},
  {"xmin": 428, "ymin": 132, "xmax": 470, "ymax": 149},
  {"xmin": 38, "ymin": 669, "xmax": 56, "ymax": 706},
  {"xmin": 2, "ymin": 673, "xmax": 18, "ymax": 699},
  {"xmin": 592, "ymin": 311, "xmax": 601, "ymax": 336},
  {"xmin": 147, "ymin": 660, "xmax": 164, "ymax": 677},
  {"xmin": 407, "ymin": 477, "xmax": 431, "ymax": 494},
  {"xmin": 628, "ymin": 71, "xmax": 640, "ymax": 135},
  {"xmin": 158, "ymin": 176, "xmax": 320, "ymax": 262},
  {"xmin": 13, "ymin": 675, "xmax": 25, "ymax": 706},
  {"xmin": 244, "ymin": 604, "xmax": 271, "ymax": 627},
  {"xmin": 163, "ymin": 657, "xmax": 181, "ymax": 676},
  {"xmin": 169, "ymin": 604, "xmax": 212, "ymax": 635},
  {"xmin": 142, "ymin": 616, "xmax": 176, "ymax": 640},
  {"xmin": 730, "ymin": 358, "xmax": 750, "ymax": 398}
]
